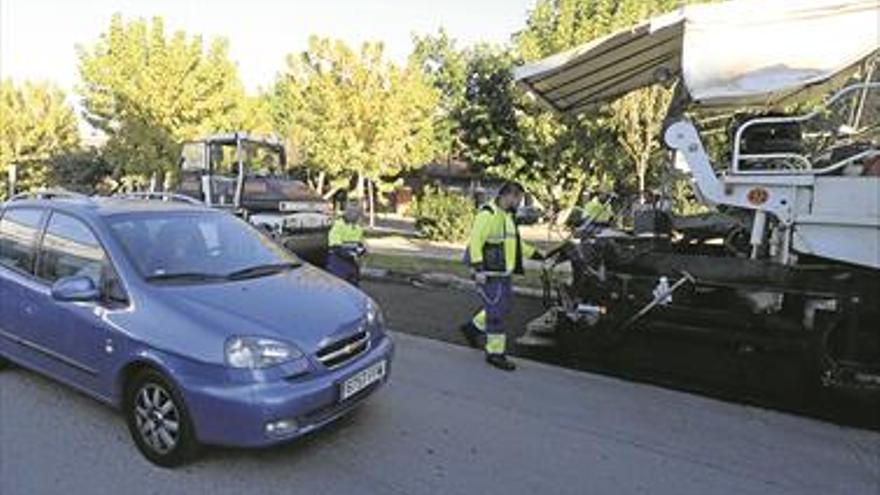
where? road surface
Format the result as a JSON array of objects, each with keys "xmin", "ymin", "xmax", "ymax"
[
  {"xmin": 1, "ymin": 331, "xmax": 877, "ymax": 495},
  {"xmin": 363, "ymin": 280, "xmax": 880, "ymax": 429}
]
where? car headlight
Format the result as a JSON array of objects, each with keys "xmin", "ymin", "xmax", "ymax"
[
  {"xmin": 225, "ymin": 336, "xmax": 303, "ymax": 369},
  {"xmin": 365, "ymin": 299, "xmax": 384, "ymax": 328}
]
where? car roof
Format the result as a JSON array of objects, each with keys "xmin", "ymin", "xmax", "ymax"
[{"xmin": 2, "ymin": 196, "xmax": 214, "ymax": 219}]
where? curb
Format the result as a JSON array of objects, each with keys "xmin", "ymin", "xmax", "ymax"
[{"xmin": 362, "ymin": 267, "xmax": 545, "ymax": 299}]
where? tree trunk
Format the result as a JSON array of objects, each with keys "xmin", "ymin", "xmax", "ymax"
[
  {"xmin": 316, "ymin": 171, "xmax": 325, "ymax": 196},
  {"xmin": 6, "ymin": 164, "xmax": 18, "ymax": 198},
  {"xmin": 637, "ymin": 158, "xmax": 647, "ymax": 200},
  {"xmin": 356, "ymin": 172, "xmax": 365, "ymax": 199},
  {"xmin": 368, "ymin": 179, "xmax": 376, "ymax": 228},
  {"xmin": 638, "ymin": 172, "xmax": 645, "ymax": 198}
]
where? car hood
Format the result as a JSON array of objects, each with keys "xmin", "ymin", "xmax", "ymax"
[{"xmin": 152, "ymin": 265, "xmax": 368, "ymax": 354}]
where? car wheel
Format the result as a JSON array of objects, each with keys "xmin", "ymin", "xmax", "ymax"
[{"xmin": 124, "ymin": 368, "xmax": 199, "ymax": 468}]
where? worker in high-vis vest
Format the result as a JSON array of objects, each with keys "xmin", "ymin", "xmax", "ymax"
[
  {"xmin": 566, "ymin": 191, "xmax": 615, "ymax": 234},
  {"xmin": 582, "ymin": 194, "xmax": 614, "ymax": 224},
  {"xmin": 326, "ymin": 201, "xmax": 366, "ymax": 286},
  {"xmin": 459, "ymin": 182, "xmax": 544, "ymax": 371}
]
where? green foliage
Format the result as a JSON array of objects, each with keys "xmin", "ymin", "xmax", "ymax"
[
  {"xmin": 49, "ymin": 149, "xmax": 114, "ymax": 195},
  {"xmin": 610, "ymin": 86, "xmax": 673, "ymax": 194},
  {"xmin": 0, "ymin": 80, "xmax": 80, "ymax": 199},
  {"xmin": 78, "ymin": 15, "xmax": 248, "ymax": 179},
  {"xmin": 405, "ymin": 1, "xmax": 712, "ymax": 223},
  {"xmin": 270, "ymin": 37, "xmax": 439, "ymax": 203},
  {"xmin": 410, "ymin": 29, "xmax": 469, "ymax": 163},
  {"xmin": 412, "ymin": 187, "xmax": 475, "ymax": 242},
  {"xmin": 503, "ymin": 108, "xmax": 622, "ymax": 221},
  {"xmin": 670, "ymin": 175, "xmax": 710, "ymax": 216},
  {"xmin": 238, "ymin": 95, "xmax": 276, "ymax": 136},
  {"xmin": 457, "ymin": 46, "xmax": 521, "ymax": 173},
  {"xmin": 410, "ymin": 40, "xmax": 597, "ymax": 221},
  {"xmin": 38, "ymin": 3, "xmax": 724, "ymax": 220}
]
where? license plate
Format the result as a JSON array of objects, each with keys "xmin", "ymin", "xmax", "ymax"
[{"xmin": 340, "ymin": 360, "xmax": 386, "ymax": 401}]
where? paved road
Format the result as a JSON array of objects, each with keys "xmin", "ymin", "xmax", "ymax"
[
  {"xmin": 2, "ymin": 331, "xmax": 878, "ymax": 495},
  {"xmin": 363, "ymin": 279, "xmax": 880, "ymax": 429}
]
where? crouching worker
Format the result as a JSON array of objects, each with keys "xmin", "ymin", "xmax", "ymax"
[
  {"xmin": 326, "ymin": 201, "xmax": 366, "ymax": 286},
  {"xmin": 458, "ymin": 181, "xmax": 543, "ymax": 371}
]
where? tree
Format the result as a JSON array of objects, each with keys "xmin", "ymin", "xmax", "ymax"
[
  {"xmin": 611, "ymin": 86, "xmax": 673, "ymax": 195},
  {"xmin": 237, "ymin": 95, "xmax": 276, "ymax": 136},
  {"xmin": 410, "ymin": 29, "xmax": 469, "ymax": 164},
  {"xmin": 49, "ymin": 148, "xmax": 114, "ymax": 195},
  {"xmin": 0, "ymin": 80, "xmax": 80, "ymax": 198},
  {"xmin": 457, "ymin": 46, "xmax": 521, "ymax": 174},
  {"xmin": 507, "ymin": 108, "xmax": 623, "ymax": 221},
  {"xmin": 409, "ymin": 38, "xmax": 607, "ymax": 222},
  {"xmin": 270, "ymin": 37, "xmax": 438, "ymax": 225},
  {"xmin": 78, "ymin": 15, "xmax": 248, "ymax": 185}
]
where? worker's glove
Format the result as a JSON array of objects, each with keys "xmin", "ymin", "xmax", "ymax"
[{"xmin": 530, "ymin": 251, "xmax": 546, "ymax": 261}]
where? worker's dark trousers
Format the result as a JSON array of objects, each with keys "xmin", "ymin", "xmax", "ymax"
[
  {"xmin": 326, "ymin": 252, "xmax": 360, "ymax": 286},
  {"xmin": 478, "ymin": 276, "xmax": 512, "ymax": 355}
]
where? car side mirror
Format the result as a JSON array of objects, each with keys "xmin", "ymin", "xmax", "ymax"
[{"xmin": 51, "ymin": 276, "xmax": 101, "ymax": 302}]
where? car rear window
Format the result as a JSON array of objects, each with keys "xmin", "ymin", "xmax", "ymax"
[{"xmin": 0, "ymin": 208, "xmax": 44, "ymax": 274}]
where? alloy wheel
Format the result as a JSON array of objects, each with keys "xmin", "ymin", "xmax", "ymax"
[{"xmin": 133, "ymin": 383, "xmax": 181, "ymax": 454}]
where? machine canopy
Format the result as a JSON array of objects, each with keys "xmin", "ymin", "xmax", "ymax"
[{"xmin": 514, "ymin": 0, "xmax": 880, "ymax": 116}]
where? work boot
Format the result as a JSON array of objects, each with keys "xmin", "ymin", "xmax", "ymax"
[
  {"xmin": 458, "ymin": 323, "xmax": 481, "ymax": 349},
  {"xmin": 486, "ymin": 354, "xmax": 516, "ymax": 371}
]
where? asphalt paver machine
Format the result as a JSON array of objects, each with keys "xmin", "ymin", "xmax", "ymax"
[{"xmin": 514, "ymin": 0, "xmax": 880, "ymax": 392}]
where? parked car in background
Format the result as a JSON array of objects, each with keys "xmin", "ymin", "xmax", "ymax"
[{"xmin": 0, "ymin": 191, "xmax": 392, "ymax": 467}]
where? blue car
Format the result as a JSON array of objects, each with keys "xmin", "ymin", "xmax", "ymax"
[{"xmin": 0, "ymin": 192, "xmax": 393, "ymax": 467}]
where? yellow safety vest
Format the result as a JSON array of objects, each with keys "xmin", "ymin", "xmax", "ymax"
[
  {"xmin": 467, "ymin": 201, "xmax": 535, "ymax": 275},
  {"xmin": 328, "ymin": 219, "xmax": 364, "ymax": 247},
  {"xmin": 582, "ymin": 197, "xmax": 613, "ymax": 223}
]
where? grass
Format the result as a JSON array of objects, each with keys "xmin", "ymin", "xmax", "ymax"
[{"xmin": 364, "ymin": 252, "xmax": 546, "ymax": 289}]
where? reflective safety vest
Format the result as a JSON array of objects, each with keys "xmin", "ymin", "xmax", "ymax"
[
  {"xmin": 582, "ymin": 197, "xmax": 613, "ymax": 223},
  {"xmin": 329, "ymin": 219, "xmax": 364, "ymax": 247},
  {"xmin": 467, "ymin": 201, "xmax": 535, "ymax": 275}
]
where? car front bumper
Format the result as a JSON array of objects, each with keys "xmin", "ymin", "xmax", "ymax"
[{"xmin": 181, "ymin": 335, "xmax": 393, "ymax": 447}]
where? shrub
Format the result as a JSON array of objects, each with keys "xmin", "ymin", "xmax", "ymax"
[{"xmin": 413, "ymin": 187, "xmax": 475, "ymax": 242}]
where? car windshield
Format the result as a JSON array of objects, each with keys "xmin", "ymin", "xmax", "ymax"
[{"xmin": 106, "ymin": 211, "xmax": 299, "ymax": 283}]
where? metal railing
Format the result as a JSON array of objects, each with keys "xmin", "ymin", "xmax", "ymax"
[{"xmin": 731, "ymin": 82, "xmax": 880, "ymax": 176}]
